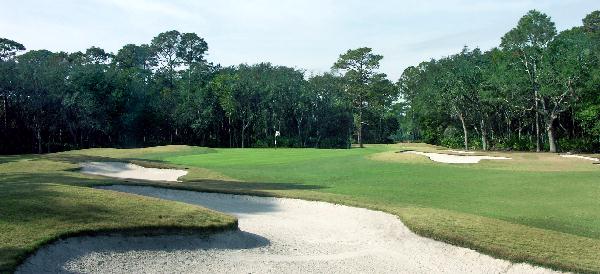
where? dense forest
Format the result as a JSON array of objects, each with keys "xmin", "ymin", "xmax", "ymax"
[
  {"xmin": 0, "ymin": 33, "xmax": 398, "ymax": 153},
  {"xmin": 0, "ymin": 10, "xmax": 599, "ymax": 154},
  {"xmin": 399, "ymin": 10, "xmax": 600, "ymax": 153}
]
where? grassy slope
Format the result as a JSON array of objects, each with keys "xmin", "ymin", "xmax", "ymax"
[
  {"xmin": 0, "ymin": 151, "xmax": 236, "ymax": 273},
  {"xmin": 157, "ymin": 144, "xmax": 600, "ymax": 273}
]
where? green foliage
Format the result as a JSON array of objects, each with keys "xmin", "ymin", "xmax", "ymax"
[
  {"xmin": 2, "ymin": 9, "xmax": 599, "ymax": 154},
  {"xmin": 332, "ymin": 47, "xmax": 397, "ymax": 147},
  {"xmin": 400, "ymin": 10, "xmax": 600, "ymax": 152},
  {"xmin": 558, "ymin": 137, "xmax": 599, "ymax": 153},
  {"xmin": 583, "ymin": 10, "xmax": 600, "ymax": 35},
  {"xmin": 500, "ymin": 10, "xmax": 556, "ymax": 50},
  {"xmin": 440, "ymin": 126, "xmax": 463, "ymax": 148},
  {"xmin": 0, "ymin": 37, "xmax": 25, "ymax": 61},
  {"xmin": 0, "ymin": 33, "xmax": 400, "ymax": 153},
  {"xmin": 494, "ymin": 136, "xmax": 535, "ymax": 151}
]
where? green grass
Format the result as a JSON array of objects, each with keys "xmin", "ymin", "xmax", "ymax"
[
  {"xmin": 159, "ymin": 144, "xmax": 600, "ymax": 272},
  {"xmin": 165, "ymin": 146, "xmax": 600, "ymax": 238},
  {"xmin": 2, "ymin": 144, "xmax": 600, "ymax": 273},
  {"xmin": 0, "ymin": 156, "xmax": 236, "ymax": 273}
]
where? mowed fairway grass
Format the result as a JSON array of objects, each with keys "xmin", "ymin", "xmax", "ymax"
[
  {"xmin": 162, "ymin": 144, "xmax": 600, "ymax": 272},
  {"xmin": 1, "ymin": 144, "xmax": 600, "ymax": 273}
]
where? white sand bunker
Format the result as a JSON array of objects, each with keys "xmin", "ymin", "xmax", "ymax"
[
  {"xmin": 560, "ymin": 154, "xmax": 599, "ymax": 162},
  {"xmin": 404, "ymin": 151, "xmax": 511, "ymax": 164},
  {"xmin": 80, "ymin": 162, "xmax": 188, "ymax": 182},
  {"xmin": 18, "ymin": 185, "xmax": 557, "ymax": 274}
]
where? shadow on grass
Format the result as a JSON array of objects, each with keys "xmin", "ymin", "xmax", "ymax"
[
  {"xmin": 0, "ymin": 155, "xmax": 33, "ymax": 164},
  {"xmin": 98, "ymin": 185, "xmax": 283, "ymax": 215},
  {"xmin": 0, "ymin": 248, "xmax": 26, "ymax": 273},
  {"xmin": 43, "ymin": 152, "xmax": 207, "ymax": 167},
  {"xmin": 35, "ymin": 153, "xmax": 328, "ymax": 194},
  {"xmin": 1, "ymin": 171, "xmax": 326, "ymax": 216},
  {"xmin": 1, "ymin": 169, "xmax": 327, "ymax": 193},
  {"xmin": 42, "ymin": 154, "xmax": 124, "ymax": 164},
  {"xmin": 0, "ymin": 172, "xmax": 117, "ymax": 186},
  {"xmin": 107, "ymin": 178, "xmax": 329, "ymax": 200}
]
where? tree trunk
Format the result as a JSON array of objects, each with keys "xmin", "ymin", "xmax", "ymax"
[
  {"xmin": 36, "ymin": 128, "xmax": 42, "ymax": 154},
  {"xmin": 47, "ymin": 132, "xmax": 51, "ymax": 153},
  {"xmin": 2, "ymin": 93, "xmax": 6, "ymax": 130},
  {"xmin": 458, "ymin": 112, "xmax": 468, "ymax": 150},
  {"xmin": 297, "ymin": 124, "xmax": 301, "ymax": 147},
  {"xmin": 358, "ymin": 108, "xmax": 363, "ymax": 148},
  {"xmin": 506, "ymin": 117, "xmax": 511, "ymax": 139},
  {"xmin": 534, "ymin": 88, "xmax": 541, "ymax": 152},
  {"xmin": 546, "ymin": 118, "xmax": 558, "ymax": 153},
  {"xmin": 480, "ymin": 119, "xmax": 488, "ymax": 151},
  {"xmin": 378, "ymin": 116, "xmax": 383, "ymax": 143},
  {"xmin": 296, "ymin": 116, "xmax": 302, "ymax": 147},
  {"xmin": 241, "ymin": 127, "xmax": 245, "ymax": 148},
  {"xmin": 228, "ymin": 117, "xmax": 232, "ymax": 148},
  {"xmin": 348, "ymin": 126, "xmax": 352, "ymax": 149},
  {"xmin": 241, "ymin": 117, "xmax": 246, "ymax": 149}
]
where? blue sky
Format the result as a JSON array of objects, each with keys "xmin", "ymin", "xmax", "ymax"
[{"xmin": 1, "ymin": 0, "xmax": 597, "ymax": 79}]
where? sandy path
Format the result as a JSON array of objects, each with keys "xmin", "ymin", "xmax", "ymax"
[
  {"xmin": 18, "ymin": 185, "xmax": 558, "ymax": 274},
  {"xmin": 404, "ymin": 151, "xmax": 511, "ymax": 164},
  {"xmin": 80, "ymin": 162, "xmax": 188, "ymax": 182}
]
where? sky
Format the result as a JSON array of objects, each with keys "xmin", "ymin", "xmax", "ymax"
[{"xmin": 1, "ymin": 0, "xmax": 597, "ymax": 80}]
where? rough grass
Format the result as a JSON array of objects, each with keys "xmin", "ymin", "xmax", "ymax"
[{"xmin": 0, "ymin": 156, "xmax": 236, "ymax": 273}]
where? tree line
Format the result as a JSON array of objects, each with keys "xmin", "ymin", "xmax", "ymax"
[
  {"xmin": 398, "ymin": 10, "xmax": 600, "ymax": 152},
  {"xmin": 1, "ymin": 10, "xmax": 598, "ymax": 154},
  {"xmin": 0, "ymin": 31, "xmax": 398, "ymax": 154}
]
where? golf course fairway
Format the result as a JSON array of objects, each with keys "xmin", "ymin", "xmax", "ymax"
[{"xmin": 1, "ymin": 143, "xmax": 599, "ymax": 272}]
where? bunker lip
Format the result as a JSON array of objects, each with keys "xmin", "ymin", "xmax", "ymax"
[
  {"xmin": 445, "ymin": 150, "xmax": 476, "ymax": 154},
  {"xmin": 402, "ymin": 150, "xmax": 512, "ymax": 164},
  {"xmin": 559, "ymin": 154, "xmax": 600, "ymax": 162},
  {"xmin": 80, "ymin": 161, "xmax": 188, "ymax": 182}
]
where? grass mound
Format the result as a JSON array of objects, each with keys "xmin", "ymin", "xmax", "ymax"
[{"xmin": 0, "ymin": 149, "xmax": 235, "ymax": 273}]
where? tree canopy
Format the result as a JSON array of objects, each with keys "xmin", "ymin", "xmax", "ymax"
[
  {"xmin": 0, "ymin": 33, "xmax": 399, "ymax": 153},
  {"xmin": 1, "ymin": 9, "xmax": 599, "ymax": 154},
  {"xmin": 399, "ymin": 10, "xmax": 600, "ymax": 152}
]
